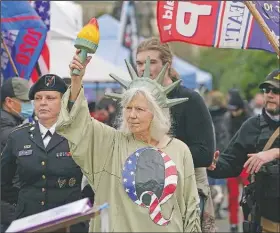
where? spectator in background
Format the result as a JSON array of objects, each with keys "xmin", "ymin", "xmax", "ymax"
[
  {"xmin": 206, "ymin": 90, "xmax": 230, "ymax": 219},
  {"xmin": 225, "ymin": 90, "xmax": 250, "ymax": 233},
  {"xmin": 250, "ymin": 93, "xmax": 264, "ymax": 116},
  {"xmin": 95, "ymin": 98, "xmax": 118, "ymax": 127},
  {"xmin": 0, "ymin": 77, "xmax": 31, "ymax": 232},
  {"xmin": 88, "ymin": 101, "xmax": 96, "ymax": 118},
  {"xmin": 0, "ymin": 77, "xmax": 32, "ymax": 151},
  {"xmin": 227, "ymin": 90, "xmax": 251, "ymax": 137}
]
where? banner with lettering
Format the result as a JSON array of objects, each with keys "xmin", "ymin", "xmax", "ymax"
[
  {"xmin": 157, "ymin": 1, "xmax": 280, "ymax": 53},
  {"xmin": 1, "ymin": 1, "xmax": 47, "ymax": 79}
]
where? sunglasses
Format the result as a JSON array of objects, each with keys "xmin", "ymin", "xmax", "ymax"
[{"xmin": 263, "ymin": 87, "xmax": 280, "ymax": 95}]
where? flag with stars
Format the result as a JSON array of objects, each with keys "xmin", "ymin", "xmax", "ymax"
[
  {"xmin": 1, "ymin": 1, "xmax": 47, "ymax": 79},
  {"xmin": 122, "ymin": 147, "xmax": 178, "ymax": 226},
  {"xmin": 29, "ymin": 0, "xmax": 50, "ymax": 84}
]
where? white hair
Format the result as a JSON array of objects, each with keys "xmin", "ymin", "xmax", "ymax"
[{"xmin": 117, "ymin": 87, "xmax": 171, "ymax": 141}]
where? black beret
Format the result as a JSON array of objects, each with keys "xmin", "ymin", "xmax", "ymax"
[{"xmin": 29, "ymin": 74, "xmax": 68, "ymax": 100}]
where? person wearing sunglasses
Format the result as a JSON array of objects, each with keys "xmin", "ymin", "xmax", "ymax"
[{"xmin": 208, "ymin": 69, "xmax": 280, "ymax": 233}]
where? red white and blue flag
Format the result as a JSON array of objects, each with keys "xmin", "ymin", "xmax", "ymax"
[
  {"xmin": 157, "ymin": 1, "xmax": 279, "ymax": 53},
  {"xmin": 122, "ymin": 147, "xmax": 178, "ymax": 226},
  {"xmin": 30, "ymin": 0, "xmax": 50, "ymax": 84},
  {"xmin": 1, "ymin": 1, "xmax": 47, "ymax": 80}
]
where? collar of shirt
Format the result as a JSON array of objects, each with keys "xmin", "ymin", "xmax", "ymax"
[
  {"xmin": 39, "ymin": 122, "xmax": 57, "ymax": 138},
  {"xmin": 265, "ymin": 110, "xmax": 280, "ymax": 122}
]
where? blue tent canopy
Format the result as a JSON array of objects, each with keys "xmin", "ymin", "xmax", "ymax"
[{"xmin": 173, "ymin": 56, "xmax": 213, "ymax": 90}]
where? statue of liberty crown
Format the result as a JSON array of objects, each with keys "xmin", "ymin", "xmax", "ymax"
[{"xmin": 105, "ymin": 57, "xmax": 188, "ymax": 108}]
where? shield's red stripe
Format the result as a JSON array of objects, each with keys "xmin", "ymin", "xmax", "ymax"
[
  {"xmin": 149, "ymin": 196, "xmax": 159, "ymax": 213},
  {"xmin": 165, "ymin": 166, "xmax": 177, "ymax": 177},
  {"xmin": 152, "ymin": 212, "xmax": 162, "ymax": 223},
  {"xmin": 163, "ymin": 155, "xmax": 171, "ymax": 163},
  {"xmin": 159, "ymin": 184, "xmax": 177, "ymax": 202}
]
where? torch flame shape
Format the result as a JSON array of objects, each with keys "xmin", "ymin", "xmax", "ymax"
[
  {"xmin": 77, "ymin": 18, "xmax": 100, "ymax": 45},
  {"xmin": 72, "ymin": 17, "xmax": 100, "ymax": 75}
]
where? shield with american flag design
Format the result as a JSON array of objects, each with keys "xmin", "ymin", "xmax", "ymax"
[{"xmin": 122, "ymin": 147, "xmax": 178, "ymax": 226}]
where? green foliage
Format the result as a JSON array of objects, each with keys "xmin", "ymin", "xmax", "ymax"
[{"xmin": 194, "ymin": 47, "xmax": 278, "ymax": 99}]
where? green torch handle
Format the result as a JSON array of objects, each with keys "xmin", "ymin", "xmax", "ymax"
[{"xmin": 72, "ymin": 49, "xmax": 88, "ymax": 76}]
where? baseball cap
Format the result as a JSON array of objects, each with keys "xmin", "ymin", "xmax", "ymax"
[
  {"xmin": 259, "ymin": 69, "xmax": 280, "ymax": 89},
  {"xmin": 1, "ymin": 77, "xmax": 30, "ymax": 104}
]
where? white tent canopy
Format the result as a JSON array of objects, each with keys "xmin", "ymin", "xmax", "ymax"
[
  {"xmin": 49, "ymin": 2, "xmax": 130, "ymax": 82},
  {"xmin": 50, "ymin": 40, "xmax": 131, "ymax": 82},
  {"xmin": 50, "ymin": 1, "xmax": 82, "ymax": 40}
]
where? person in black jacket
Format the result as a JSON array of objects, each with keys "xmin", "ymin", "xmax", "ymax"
[
  {"xmin": 1, "ymin": 74, "xmax": 87, "ymax": 232},
  {"xmin": 0, "ymin": 77, "xmax": 31, "ymax": 233},
  {"xmin": 0, "ymin": 77, "xmax": 32, "ymax": 152},
  {"xmin": 136, "ymin": 37, "xmax": 215, "ymax": 232},
  {"xmin": 208, "ymin": 69, "xmax": 280, "ymax": 233}
]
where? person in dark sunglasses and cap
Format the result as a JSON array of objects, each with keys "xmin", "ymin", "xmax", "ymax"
[
  {"xmin": 259, "ymin": 69, "xmax": 280, "ymax": 115},
  {"xmin": 1, "ymin": 74, "xmax": 88, "ymax": 232},
  {"xmin": 208, "ymin": 69, "xmax": 280, "ymax": 233}
]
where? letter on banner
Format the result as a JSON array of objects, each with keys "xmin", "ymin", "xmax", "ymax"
[{"xmin": 176, "ymin": 2, "xmax": 212, "ymax": 37}]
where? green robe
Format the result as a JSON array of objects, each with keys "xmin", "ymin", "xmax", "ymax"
[{"xmin": 56, "ymin": 88, "xmax": 201, "ymax": 232}]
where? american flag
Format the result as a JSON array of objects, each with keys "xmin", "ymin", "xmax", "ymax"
[
  {"xmin": 122, "ymin": 147, "xmax": 178, "ymax": 226},
  {"xmin": 29, "ymin": 0, "xmax": 50, "ymax": 84}
]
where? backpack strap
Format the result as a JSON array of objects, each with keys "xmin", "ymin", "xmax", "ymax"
[{"xmin": 263, "ymin": 127, "xmax": 280, "ymax": 151}]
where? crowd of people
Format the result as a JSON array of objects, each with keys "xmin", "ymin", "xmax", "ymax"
[{"xmin": 0, "ymin": 37, "xmax": 279, "ymax": 233}]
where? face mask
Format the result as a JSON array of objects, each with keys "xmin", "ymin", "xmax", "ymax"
[{"xmin": 20, "ymin": 102, "xmax": 34, "ymax": 119}]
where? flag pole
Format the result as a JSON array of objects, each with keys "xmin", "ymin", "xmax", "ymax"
[
  {"xmin": 1, "ymin": 33, "xmax": 20, "ymax": 77},
  {"xmin": 244, "ymin": 1, "xmax": 280, "ymax": 57}
]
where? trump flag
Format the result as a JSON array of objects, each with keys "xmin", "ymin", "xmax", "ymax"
[
  {"xmin": 157, "ymin": 1, "xmax": 279, "ymax": 53},
  {"xmin": 1, "ymin": 1, "xmax": 47, "ymax": 79}
]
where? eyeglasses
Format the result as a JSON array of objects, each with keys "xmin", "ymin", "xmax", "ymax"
[{"xmin": 262, "ymin": 87, "xmax": 280, "ymax": 95}]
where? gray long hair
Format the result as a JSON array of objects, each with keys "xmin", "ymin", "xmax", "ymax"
[{"xmin": 117, "ymin": 87, "xmax": 172, "ymax": 141}]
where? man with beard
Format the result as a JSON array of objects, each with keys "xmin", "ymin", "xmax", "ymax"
[{"xmin": 208, "ymin": 69, "xmax": 280, "ymax": 233}]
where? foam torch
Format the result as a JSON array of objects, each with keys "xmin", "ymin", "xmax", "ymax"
[{"xmin": 72, "ymin": 18, "xmax": 100, "ymax": 76}]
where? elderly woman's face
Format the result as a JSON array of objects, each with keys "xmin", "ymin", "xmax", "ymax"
[{"xmin": 124, "ymin": 93, "xmax": 153, "ymax": 135}]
